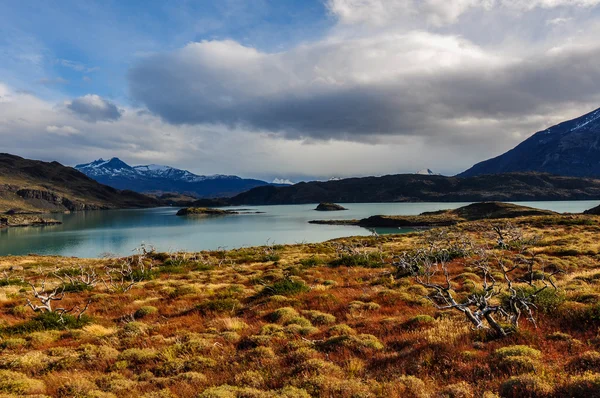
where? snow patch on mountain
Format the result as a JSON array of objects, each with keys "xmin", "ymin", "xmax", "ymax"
[
  {"xmin": 272, "ymin": 178, "xmax": 294, "ymax": 185},
  {"xmin": 416, "ymin": 168, "xmax": 439, "ymax": 175}
]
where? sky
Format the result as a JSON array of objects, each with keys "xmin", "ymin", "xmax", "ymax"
[{"xmin": 1, "ymin": 0, "xmax": 600, "ymax": 182}]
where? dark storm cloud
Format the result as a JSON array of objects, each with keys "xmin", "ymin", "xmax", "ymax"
[
  {"xmin": 67, "ymin": 94, "xmax": 123, "ymax": 122},
  {"xmin": 128, "ymin": 38, "xmax": 600, "ymax": 141}
]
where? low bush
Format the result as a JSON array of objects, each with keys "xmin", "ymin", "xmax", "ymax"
[
  {"xmin": 319, "ymin": 334, "xmax": 384, "ymax": 352},
  {"xmin": 499, "ymin": 375, "xmax": 553, "ymax": 398},
  {"xmin": 0, "ymin": 369, "xmax": 45, "ymax": 394},
  {"xmin": 328, "ymin": 253, "xmax": 385, "ymax": 268},
  {"xmin": 558, "ymin": 372, "xmax": 600, "ymax": 397},
  {"xmin": 260, "ymin": 279, "xmax": 310, "ymax": 297},
  {"xmin": 569, "ymin": 351, "xmax": 600, "ymax": 372},
  {"xmin": 302, "ymin": 310, "xmax": 336, "ymax": 325},
  {"xmin": 134, "ymin": 306, "xmax": 159, "ymax": 318},
  {"xmin": 4, "ymin": 311, "xmax": 91, "ymax": 334}
]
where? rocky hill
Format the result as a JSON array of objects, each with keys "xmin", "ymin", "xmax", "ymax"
[
  {"xmin": 460, "ymin": 107, "xmax": 600, "ymax": 177},
  {"xmin": 229, "ymin": 172, "xmax": 600, "ymax": 205},
  {"xmin": 0, "ymin": 153, "xmax": 159, "ymax": 213}
]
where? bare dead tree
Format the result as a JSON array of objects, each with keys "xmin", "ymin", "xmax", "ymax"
[
  {"xmin": 102, "ymin": 258, "xmax": 143, "ymax": 293},
  {"xmin": 26, "ymin": 276, "xmax": 91, "ymax": 321},
  {"xmin": 397, "ymin": 227, "xmax": 560, "ymax": 337},
  {"xmin": 54, "ymin": 265, "xmax": 100, "ymax": 289}
]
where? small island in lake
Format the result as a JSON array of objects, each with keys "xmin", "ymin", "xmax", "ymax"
[
  {"xmin": 315, "ymin": 202, "xmax": 347, "ymax": 211},
  {"xmin": 0, "ymin": 213, "xmax": 62, "ymax": 229},
  {"xmin": 176, "ymin": 207, "xmax": 239, "ymax": 216},
  {"xmin": 310, "ymin": 202, "xmax": 558, "ymax": 228}
]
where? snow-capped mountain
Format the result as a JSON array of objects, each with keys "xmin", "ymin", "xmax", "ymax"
[
  {"xmin": 76, "ymin": 158, "xmax": 138, "ymax": 178},
  {"xmin": 460, "ymin": 107, "xmax": 600, "ymax": 178},
  {"xmin": 75, "ymin": 158, "xmax": 270, "ymax": 198},
  {"xmin": 133, "ymin": 164, "xmax": 240, "ymax": 183}
]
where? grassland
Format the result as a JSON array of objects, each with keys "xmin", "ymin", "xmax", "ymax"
[{"xmin": 1, "ymin": 214, "xmax": 600, "ymax": 397}]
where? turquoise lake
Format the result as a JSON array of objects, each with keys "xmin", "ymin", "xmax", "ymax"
[{"xmin": 1, "ymin": 201, "xmax": 598, "ymax": 258}]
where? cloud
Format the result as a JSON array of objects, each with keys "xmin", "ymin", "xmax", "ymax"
[
  {"xmin": 66, "ymin": 94, "xmax": 123, "ymax": 122},
  {"xmin": 128, "ymin": 31, "xmax": 600, "ymax": 142},
  {"xmin": 46, "ymin": 125, "xmax": 80, "ymax": 136},
  {"xmin": 58, "ymin": 59, "xmax": 100, "ymax": 73},
  {"xmin": 326, "ymin": 0, "xmax": 600, "ymax": 27}
]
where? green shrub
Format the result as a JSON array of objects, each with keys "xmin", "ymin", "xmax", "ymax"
[
  {"xmin": 302, "ymin": 310, "xmax": 336, "ymax": 325},
  {"xmin": 261, "ymin": 279, "xmax": 309, "ymax": 297},
  {"xmin": 117, "ymin": 348, "xmax": 159, "ymax": 365},
  {"xmin": 4, "ymin": 312, "xmax": 91, "ymax": 334},
  {"xmin": 0, "ymin": 278, "xmax": 27, "ymax": 287},
  {"xmin": 299, "ymin": 257, "xmax": 323, "ymax": 267},
  {"xmin": 134, "ymin": 306, "xmax": 158, "ymax": 318},
  {"xmin": 319, "ymin": 334, "xmax": 384, "ymax": 352},
  {"xmin": 404, "ymin": 315, "xmax": 435, "ymax": 329},
  {"xmin": 497, "ymin": 356, "xmax": 539, "ymax": 375},
  {"xmin": 494, "ymin": 345, "xmax": 542, "ymax": 360},
  {"xmin": 260, "ymin": 253, "xmax": 281, "ymax": 263},
  {"xmin": 328, "ymin": 253, "xmax": 384, "ymax": 268},
  {"xmin": 61, "ymin": 281, "xmax": 93, "ymax": 293}
]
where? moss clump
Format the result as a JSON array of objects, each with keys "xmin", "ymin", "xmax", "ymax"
[
  {"xmin": 0, "ymin": 370, "xmax": 46, "ymax": 394},
  {"xmin": 494, "ymin": 345, "xmax": 542, "ymax": 360},
  {"xmin": 134, "ymin": 306, "xmax": 159, "ymax": 318},
  {"xmin": 319, "ymin": 334, "xmax": 384, "ymax": 352},
  {"xmin": 302, "ymin": 310, "xmax": 336, "ymax": 325}
]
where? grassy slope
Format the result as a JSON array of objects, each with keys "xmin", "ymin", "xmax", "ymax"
[
  {"xmin": 0, "ymin": 153, "xmax": 158, "ymax": 213},
  {"xmin": 1, "ymin": 215, "xmax": 600, "ymax": 396}
]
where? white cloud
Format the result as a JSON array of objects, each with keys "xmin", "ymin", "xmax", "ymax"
[
  {"xmin": 327, "ymin": 0, "xmax": 600, "ymax": 27},
  {"xmin": 46, "ymin": 125, "xmax": 80, "ymax": 136}
]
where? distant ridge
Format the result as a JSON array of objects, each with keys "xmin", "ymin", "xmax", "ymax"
[
  {"xmin": 229, "ymin": 172, "xmax": 600, "ymax": 205},
  {"xmin": 460, "ymin": 107, "xmax": 600, "ymax": 177},
  {"xmin": 75, "ymin": 158, "xmax": 270, "ymax": 198}
]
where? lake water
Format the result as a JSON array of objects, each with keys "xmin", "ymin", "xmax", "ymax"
[{"xmin": 0, "ymin": 201, "xmax": 598, "ymax": 258}]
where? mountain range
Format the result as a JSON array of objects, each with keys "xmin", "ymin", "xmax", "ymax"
[
  {"xmin": 0, "ymin": 153, "xmax": 158, "ymax": 213},
  {"xmin": 75, "ymin": 158, "xmax": 272, "ymax": 198},
  {"xmin": 460, "ymin": 107, "xmax": 600, "ymax": 177}
]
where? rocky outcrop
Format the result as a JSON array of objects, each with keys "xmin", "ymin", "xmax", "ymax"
[
  {"xmin": 16, "ymin": 189, "xmax": 105, "ymax": 212},
  {"xmin": 0, "ymin": 214, "xmax": 62, "ymax": 228},
  {"xmin": 584, "ymin": 204, "xmax": 600, "ymax": 215},
  {"xmin": 315, "ymin": 203, "xmax": 347, "ymax": 211},
  {"xmin": 176, "ymin": 207, "xmax": 239, "ymax": 216}
]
